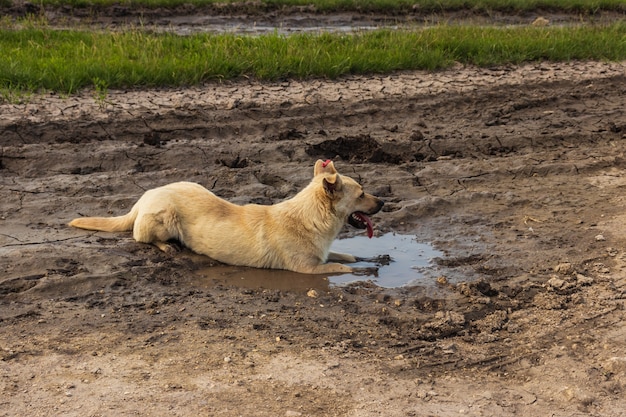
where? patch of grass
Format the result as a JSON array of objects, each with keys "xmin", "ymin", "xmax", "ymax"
[{"xmin": 1, "ymin": 22, "xmax": 624, "ymax": 95}]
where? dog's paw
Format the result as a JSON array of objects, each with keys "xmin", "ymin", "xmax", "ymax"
[
  {"xmin": 350, "ymin": 266, "xmax": 379, "ymax": 277},
  {"xmin": 355, "ymin": 254, "xmax": 392, "ymax": 266},
  {"xmin": 154, "ymin": 241, "xmax": 181, "ymax": 255}
]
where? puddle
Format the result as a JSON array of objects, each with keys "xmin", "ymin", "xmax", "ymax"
[
  {"xmin": 329, "ymin": 233, "xmax": 443, "ymax": 288},
  {"xmin": 189, "ymin": 265, "xmax": 333, "ymax": 293},
  {"xmin": 96, "ymin": 14, "xmax": 601, "ymax": 36},
  {"xmin": 189, "ymin": 233, "xmax": 442, "ymax": 292},
  {"xmin": 151, "ymin": 14, "xmax": 401, "ymax": 35}
]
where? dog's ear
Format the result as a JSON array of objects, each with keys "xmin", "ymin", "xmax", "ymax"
[
  {"xmin": 314, "ymin": 159, "xmax": 338, "ymax": 176},
  {"xmin": 323, "ymin": 173, "xmax": 343, "ymax": 195}
]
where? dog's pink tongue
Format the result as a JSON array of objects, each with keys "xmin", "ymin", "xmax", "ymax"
[{"xmin": 361, "ymin": 213, "xmax": 374, "ymax": 239}]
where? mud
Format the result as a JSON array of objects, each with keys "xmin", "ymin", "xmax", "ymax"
[
  {"xmin": 1, "ymin": 26, "xmax": 626, "ymax": 416},
  {"xmin": 4, "ymin": 2, "xmax": 625, "ymax": 34}
]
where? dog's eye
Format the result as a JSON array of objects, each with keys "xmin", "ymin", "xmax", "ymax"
[{"xmin": 359, "ymin": 192, "xmax": 365, "ymax": 199}]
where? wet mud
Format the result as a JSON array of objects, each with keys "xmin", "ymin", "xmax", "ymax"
[
  {"xmin": 4, "ymin": 2, "xmax": 625, "ymax": 34},
  {"xmin": 1, "ymin": 18, "xmax": 626, "ymax": 414}
]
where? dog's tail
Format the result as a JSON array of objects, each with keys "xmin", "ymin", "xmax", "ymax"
[{"xmin": 69, "ymin": 209, "xmax": 137, "ymax": 232}]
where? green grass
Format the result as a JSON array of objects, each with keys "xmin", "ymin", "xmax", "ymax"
[
  {"xmin": 11, "ymin": 0, "xmax": 626, "ymax": 13},
  {"xmin": 1, "ymin": 22, "xmax": 624, "ymax": 96}
]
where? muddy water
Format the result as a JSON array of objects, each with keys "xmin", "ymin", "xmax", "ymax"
[
  {"xmin": 142, "ymin": 13, "xmax": 607, "ymax": 36},
  {"xmin": 189, "ymin": 265, "xmax": 333, "ymax": 292},
  {"xmin": 161, "ymin": 14, "xmax": 394, "ymax": 35},
  {"xmin": 330, "ymin": 233, "xmax": 443, "ymax": 288},
  {"xmin": 188, "ymin": 233, "xmax": 442, "ymax": 291}
]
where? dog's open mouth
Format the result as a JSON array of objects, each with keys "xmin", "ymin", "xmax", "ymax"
[{"xmin": 348, "ymin": 211, "xmax": 374, "ymax": 238}]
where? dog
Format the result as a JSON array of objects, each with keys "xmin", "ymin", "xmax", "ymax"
[{"xmin": 69, "ymin": 160, "xmax": 384, "ymax": 274}]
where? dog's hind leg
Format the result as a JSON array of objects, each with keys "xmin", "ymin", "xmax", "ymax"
[
  {"xmin": 133, "ymin": 210, "xmax": 182, "ymax": 254},
  {"xmin": 152, "ymin": 240, "xmax": 181, "ymax": 254}
]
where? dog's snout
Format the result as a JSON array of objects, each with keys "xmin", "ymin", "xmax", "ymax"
[{"xmin": 373, "ymin": 198, "xmax": 384, "ymax": 213}]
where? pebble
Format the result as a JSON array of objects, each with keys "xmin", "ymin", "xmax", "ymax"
[
  {"xmin": 554, "ymin": 262, "xmax": 573, "ymax": 275},
  {"xmin": 576, "ymin": 274, "xmax": 594, "ymax": 285},
  {"xmin": 604, "ymin": 357, "xmax": 626, "ymax": 373},
  {"xmin": 547, "ymin": 276, "xmax": 566, "ymax": 289},
  {"xmin": 531, "ymin": 17, "xmax": 550, "ymax": 26}
]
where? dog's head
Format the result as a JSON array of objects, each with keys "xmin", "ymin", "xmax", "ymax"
[{"xmin": 314, "ymin": 159, "xmax": 384, "ymax": 238}]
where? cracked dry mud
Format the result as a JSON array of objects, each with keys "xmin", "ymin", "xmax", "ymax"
[{"xmin": 1, "ymin": 60, "xmax": 626, "ymax": 416}]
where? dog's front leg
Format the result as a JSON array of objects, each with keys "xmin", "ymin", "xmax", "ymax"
[
  {"xmin": 298, "ymin": 262, "xmax": 354, "ymax": 275},
  {"xmin": 327, "ymin": 251, "xmax": 357, "ymax": 263},
  {"xmin": 301, "ymin": 263, "xmax": 379, "ymax": 276}
]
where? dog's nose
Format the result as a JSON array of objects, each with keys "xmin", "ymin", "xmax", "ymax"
[{"xmin": 376, "ymin": 199, "xmax": 384, "ymax": 212}]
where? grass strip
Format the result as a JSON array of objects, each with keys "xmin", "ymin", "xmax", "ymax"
[
  {"xmin": 10, "ymin": 0, "xmax": 626, "ymax": 13},
  {"xmin": 1, "ymin": 23, "xmax": 624, "ymax": 95}
]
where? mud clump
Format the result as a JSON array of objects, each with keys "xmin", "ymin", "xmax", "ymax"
[{"xmin": 306, "ymin": 134, "xmax": 420, "ymax": 164}]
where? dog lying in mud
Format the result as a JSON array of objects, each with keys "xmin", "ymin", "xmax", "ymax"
[{"xmin": 69, "ymin": 160, "xmax": 384, "ymax": 274}]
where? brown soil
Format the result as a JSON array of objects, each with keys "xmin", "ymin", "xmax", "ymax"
[{"xmin": 2, "ymin": 8, "xmax": 626, "ymax": 415}]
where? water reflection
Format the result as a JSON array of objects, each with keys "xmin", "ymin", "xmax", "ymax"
[
  {"xmin": 192, "ymin": 265, "xmax": 331, "ymax": 292},
  {"xmin": 329, "ymin": 233, "xmax": 442, "ymax": 288}
]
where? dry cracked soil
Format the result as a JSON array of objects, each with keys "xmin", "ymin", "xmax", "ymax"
[{"xmin": 1, "ymin": 6, "xmax": 626, "ymax": 417}]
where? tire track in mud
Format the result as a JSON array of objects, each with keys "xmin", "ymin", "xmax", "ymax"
[{"xmin": 2, "ymin": 73, "xmax": 624, "ymax": 177}]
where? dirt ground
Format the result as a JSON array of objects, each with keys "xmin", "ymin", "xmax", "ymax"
[{"xmin": 2, "ymin": 6, "xmax": 626, "ymax": 415}]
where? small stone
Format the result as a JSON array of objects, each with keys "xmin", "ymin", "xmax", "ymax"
[
  {"xmin": 595, "ymin": 234, "xmax": 606, "ymax": 241},
  {"xmin": 441, "ymin": 343, "xmax": 457, "ymax": 354},
  {"xmin": 554, "ymin": 263, "xmax": 573, "ymax": 275},
  {"xmin": 576, "ymin": 274, "xmax": 594, "ymax": 285},
  {"xmin": 531, "ymin": 17, "xmax": 550, "ymax": 26},
  {"xmin": 604, "ymin": 357, "xmax": 626, "ymax": 374},
  {"xmin": 306, "ymin": 289, "xmax": 318, "ymax": 298},
  {"xmin": 409, "ymin": 130, "xmax": 424, "ymax": 141},
  {"xmin": 547, "ymin": 276, "xmax": 566, "ymax": 289}
]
